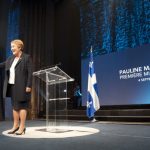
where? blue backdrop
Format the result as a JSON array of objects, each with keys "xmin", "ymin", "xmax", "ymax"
[{"xmin": 82, "ymin": 44, "xmax": 150, "ymax": 106}]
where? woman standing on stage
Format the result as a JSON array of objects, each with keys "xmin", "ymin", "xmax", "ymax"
[{"xmin": 0, "ymin": 39, "xmax": 32, "ymax": 135}]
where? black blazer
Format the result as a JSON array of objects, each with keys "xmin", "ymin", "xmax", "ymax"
[{"xmin": 0, "ymin": 52, "xmax": 33, "ymax": 102}]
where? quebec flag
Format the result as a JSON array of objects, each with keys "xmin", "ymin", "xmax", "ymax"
[{"xmin": 87, "ymin": 47, "xmax": 100, "ymax": 118}]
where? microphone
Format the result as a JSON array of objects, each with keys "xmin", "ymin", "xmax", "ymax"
[{"xmin": 55, "ymin": 62, "xmax": 61, "ymax": 67}]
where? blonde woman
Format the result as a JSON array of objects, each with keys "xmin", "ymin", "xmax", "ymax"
[{"xmin": 0, "ymin": 39, "xmax": 32, "ymax": 135}]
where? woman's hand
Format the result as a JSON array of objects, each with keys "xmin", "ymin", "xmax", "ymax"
[{"xmin": 26, "ymin": 87, "xmax": 31, "ymax": 92}]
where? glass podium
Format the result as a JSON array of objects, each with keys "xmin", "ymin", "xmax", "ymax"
[{"xmin": 33, "ymin": 66, "xmax": 74, "ymax": 132}]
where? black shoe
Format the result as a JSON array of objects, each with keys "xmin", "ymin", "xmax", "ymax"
[
  {"xmin": 15, "ymin": 128, "xmax": 26, "ymax": 135},
  {"xmin": 8, "ymin": 127, "xmax": 19, "ymax": 134}
]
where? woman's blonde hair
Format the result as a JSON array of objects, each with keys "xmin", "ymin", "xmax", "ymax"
[{"xmin": 11, "ymin": 39, "xmax": 24, "ymax": 50}]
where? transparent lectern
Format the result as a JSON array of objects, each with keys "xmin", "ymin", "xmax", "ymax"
[{"xmin": 33, "ymin": 66, "xmax": 74, "ymax": 132}]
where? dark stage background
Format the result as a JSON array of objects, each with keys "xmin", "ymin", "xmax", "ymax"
[
  {"xmin": 0, "ymin": 0, "xmax": 81, "ymax": 120},
  {"xmin": 0, "ymin": 0, "xmax": 150, "ymax": 120}
]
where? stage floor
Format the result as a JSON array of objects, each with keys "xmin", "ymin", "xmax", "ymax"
[{"xmin": 0, "ymin": 120, "xmax": 150, "ymax": 150}]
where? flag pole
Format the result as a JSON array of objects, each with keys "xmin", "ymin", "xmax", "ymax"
[
  {"xmin": 90, "ymin": 46, "xmax": 97, "ymax": 122},
  {"xmin": 90, "ymin": 46, "xmax": 92, "ymax": 52},
  {"xmin": 86, "ymin": 46, "xmax": 100, "ymax": 122}
]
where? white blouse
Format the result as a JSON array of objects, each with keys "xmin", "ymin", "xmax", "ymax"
[{"xmin": 8, "ymin": 57, "xmax": 19, "ymax": 84}]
